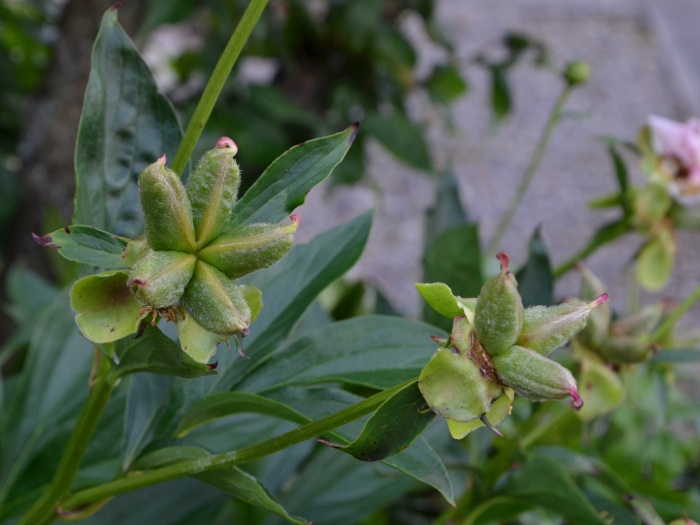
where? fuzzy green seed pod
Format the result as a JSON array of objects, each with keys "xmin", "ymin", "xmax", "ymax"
[
  {"xmin": 187, "ymin": 137, "xmax": 241, "ymax": 248},
  {"xmin": 474, "ymin": 252, "xmax": 524, "ymax": 356},
  {"xmin": 611, "ymin": 303, "xmax": 664, "ymax": 338},
  {"xmin": 517, "ymin": 293, "xmax": 609, "ymax": 356},
  {"xmin": 492, "ymin": 345, "xmax": 583, "ymax": 408},
  {"xmin": 419, "ymin": 349, "xmax": 502, "ymax": 422},
  {"xmin": 181, "ymin": 260, "xmax": 251, "ymax": 337},
  {"xmin": 576, "ymin": 264, "xmax": 611, "ymax": 348},
  {"xmin": 198, "ymin": 215, "xmax": 299, "ymax": 279},
  {"xmin": 127, "ymin": 251, "xmax": 196, "ymax": 308},
  {"xmin": 598, "ymin": 336, "xmax": 652, "ymax": 364},
  {"xmin": 139, "ymin": 155, "xmax": 196, "ymax": 252}
]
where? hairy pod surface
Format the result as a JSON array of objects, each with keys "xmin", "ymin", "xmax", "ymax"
[
  {"xmin": 187, "ymin": 137, "xmax": 241, "ymax": 248},
  {"xmin": 198, "ymin": 216, "xmax": 299, "ymax": 279},
  {"xmin": 139, "ymin": 156, "xmax": 196, "ymax": 252},
  {"xmin": 128, "ymin": 251, "xmax": 196, "ymax": 308},
  {"xmin": 419, "ymin": 349, "xmax": 502, "ymax": 422},
  {"xmin": 492, "ymin": 345, "xmax": 583, "ymax": 408},
  {"xmin": 474, "ymin": 252, "xmax": 524, "ymax": 356},
  {"xmin": 517, "ymin": 294, "xmax": 609, "ymax": 356},
  {"xmin": 182, "ymin": 261, "xmax": 251, "ymax": 336}
]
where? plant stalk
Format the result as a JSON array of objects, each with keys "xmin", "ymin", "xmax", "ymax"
[
  {"xmin": 171, "ymin": 0, "xmax": 270, "ymax": 175},
  {"xmin": 61, "ymin": 379, "xmax": 415, "ymax": 510},
  {"xmin": 650, "ymin": 283, "xmax": 700, "ymax": 345},
  {"xmin": 486, "ymin": 84, "xmax": 573, "ymax": 257},
  {"xmin": 16, "ymin": 350, "xmax": 116, "ymax": 525}
]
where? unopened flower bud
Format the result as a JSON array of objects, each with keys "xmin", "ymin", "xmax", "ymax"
[
  {"xmin": 198, "ymin": 215, "xmax": 299, "ymax": 279},
  {"xmin": 517, "ymin": 293, "xmax": 609, "ymax": 356},
  {"xmin": 128, "ymin": 250, "xmax": 196, "ymax": 308},
  {"xmin": 474, "ymin": 252, "xmax": 524, "ymax": 356},
  {"xmin": 610, "ymin": 303, "xmax": 664, "ymax": 337},
  {"xmin": 139, "ymin": 155, "xmax": 196, "ymax": 252},
  {"xmin": 182, "ymin": 261, "xmax": 251, "ymax": 337},
  {"xmin": 564, "ymin": 60, "xmax": 591, "ymax": 86},
  {"xmin": 419, "ymin": 349, "xmax": 502, "ymax": 422},
  {"xmin": 492, "ymin": 345, "xmax": 583, "ymax": 409},
  {"xmin": 187, "ymin": 137, "xmax": 241, "ymax": 248}
]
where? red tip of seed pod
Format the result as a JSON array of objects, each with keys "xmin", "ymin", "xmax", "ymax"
[
  {"xmin": 569, "ymin": 387, "xmax": 584, "ymax": 410},
  {"xmin": 32, "ymin": 232, "xmax": 59, "ymax": 248},
  {"xmin": 208, "ymin": 362, "xmax": 219, "ymax": 370},
  {"xmin": 216, "ymin": 136, "xmax": 236, "ymax": 149},
  {"xmin": 495, "ymin": 252, "xmax": 510, "ymax": 273},
  {"xmin": 290, "ymin": 214, "xmax": 300, "ymax": 224},
  {"xmin": 129, "ymin": 279, "xmax": 147, "ymax": 287},
  {"xmin": 594, "ymin": 293, "xmax": 609, "ymax": 306},
  {"xmin": 157, "ymin": 154, "xmax": 167, "ymax": 165}
]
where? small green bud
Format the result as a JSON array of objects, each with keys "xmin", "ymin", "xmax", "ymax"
[
  {"xmin": 187, "ymin": 137, "xmax": 241, "ymax": 248},
  {"xmin": 139, "ymin": 155, "xmax": 196, "ymax": 252},
  {"xmin": 181, "ymin": 261, "xmax": 251, "ymax": 337},
  {"xmin": 598, "ymin": 336, "xmax": 652, "ymax": 364},
  {"xmin": 563, "ymin": 60, "xmax": 591, "ymax": 86},
  {"xmin": 492, "ymin": 345, "xmax": 583, "ymax": 408},
  {"xmin": 198, "ymin": 215, "xmax": 299, "ymax": 279},
  {"xmin": 474, "ymin": 252, "xmax": 524, "ymax": 356},
  {"xmin": 517, "ymin": 293, "xmax": 609, "ymax": 356},
  {"xmin": 128, "ymin": 250, "xmax": 196, "ymax": 308},
  {"xmin": 610, "ymin": 303, "xmax": 664, "ymax": 338},
  {"xmin": 419, "ymin": 349, "xmax": 502, "ymax": 422}
]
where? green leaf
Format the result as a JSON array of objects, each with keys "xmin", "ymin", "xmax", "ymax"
[
  {"xmin": 229, "ymin": 124, "xmax": 359, "ymax": 228},
  {"xmin": 32, "ymin": 225, "xmax": 129, "ymax": 270},
  {"xmin": 576, "ymin": 354, "xmax": 625, "ymax": 421},
  {"xmin": 174, "ymin": 392, "xmax": 308, "ymax": 437},
  {"xmin": 428, "ymin": 64, "xmax": 468, "ymax": 103},
  {"xmin": 74, "ymin": 7, "xmax": 183, "ymax": 238},
  {"xmin": 423, "ymin": 224, "xmax": 483, "ymax": 329},
  {"xmin": 364, "ymin": 112, "xmax": 431, "ymax": 171},
  {"xmin": 502, "ymin": 455, "xmax": 608, "ymax": 525},
  {"xmin": 491, "ymin": 67, "xmax": 511, "ymax": 120},
  {"xmin": 213, "ymin": 213, "xmax": 373, "ymax": 392},
  {"xmin": 636, "ymin": 227, "xmax": 676, "ymax": 291},
  {"xmin": 607, "ymin": 144, "xmax": 632, "ymax": 216},
  {"xmin": 515, "ymin": 228, "xmax": 554, "ymax": 307},
  {"xmin": 319, "ymin": 381, "xmax": 434, "ymax": 461},
  {"xmin": 415, "ymin": 282, "xmax": 464, "ymax": 319},
  {"xmin": 238, "ymin": 315, "xmax": 443, "ymax": 393},
  {"xmin": 626, "ymin": 495, "xmax": 666, "ymax": 525},
  {"xmin": 132, "ymin": 446, "xmax": 307, "ymax": 524},
  {"xmin": 113, "ymin": 325, "xmax": 216, "ymax": 379},
  {"xmin": 426, "ymin": 166, "xmax": 470, "ymax": 235}
]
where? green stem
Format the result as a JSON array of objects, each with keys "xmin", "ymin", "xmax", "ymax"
[
  {"xmin": 16, "ymin": 350, "xmax": 116, "ymax": 525},
  {"xmin": 486, "ymin": 84, "xmax": 573, "ymax": 257},
  {"xmin": 62, "ymin": 379, "xmax": 415, "ymax": 510},
  {"xmin": 650, "ymin": 283, "xmax": 700, "ymax": 345},
  {"xmin": 171, "ymin": 0, "xmax": 270, "ymax": 175},
  {"xmin": 553, "ymin": 222, "xmax": 629, "ymax": 278}
]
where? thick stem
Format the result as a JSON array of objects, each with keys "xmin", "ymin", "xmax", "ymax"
[
  {"xmin": 16, "ymin": 350, "xmax": 116, "ymax": 525},
  {"xmin": 171, "ymin": 0, "xmax": 270, "ymax": 175},
  {"xmin": 61, "ymin": 379, "xmax": 415, "ymax": 510},
  {"xmin": 486, "ymin": 85, "xmax": 573, "ymax": 257}
]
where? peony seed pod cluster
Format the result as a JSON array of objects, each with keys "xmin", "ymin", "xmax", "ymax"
[
  {"xmin": 417, "ymin": 252, "xmax": 608, "ymax": 439},
  {"xmin": 67, "ymin": 138, "xmax": 298, "ymax": 363}
]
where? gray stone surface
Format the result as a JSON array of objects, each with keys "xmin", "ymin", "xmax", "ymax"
[{"xmin": 296, "ymin": 1, "xmax": 700, "ymax": 321}]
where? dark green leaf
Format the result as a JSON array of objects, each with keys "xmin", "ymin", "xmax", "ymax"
[
  {"xmin": 319, "ymin": 381, "xmax": 434, "ymax": 461},
  {"xmin": 428, "ymin": 65, "xmax": 468, "ymax": 103},
  {"xmin": 607, "ymin": 143, "xmax": 632, "ymax": 216},
  {"xmin": 174, "ymin": 392, "xmax": 308, "ymax": 437},
  {"xmin": 364, "ymin": 112, "xmax": 431, "ymax": 171},
  {"xmin": 238, "ymin": 315, "xmax": 443, "ymax": 393},
  {"xmin": 113, "ymin": 326, "xmax": 216, "ymax": 379},
  {"xmin": 516, "ymin": 228, "xmax": 554, "ymax": 306},
  {"xmin": 425, "ymin": 165, "xmax": 470, "ymax": 235},
  {"xmin": 229, "ymin": 124, "xmax": 359, "ymax": 228},
  {"xmin": 423, "ymin": 224, "xmax": 483, "ymax": 330},
  {"xmin": 132, "ymin": 445, "xmax": 308, "ymax": 524},
  {"xmin": 213, "ymin": 213, "xmax": 373, "ymax": 392},
  {"xmin": 33, "ymin": 225, "xmax": 129, "ymax": 270},
  {"xmin": 74, "ymin": 8, "xmax": 183, "ymax": 238},
  {"xmin": 502, "ymin": 455, "xmax": 608, "ymax": 525},
  {"xmin": 491, "ymin": 67, "xmax": 511, "ymax": 120},
  {"xmin": 626, "ymin": 495, "xmax": 665, "ymax": 525}
]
